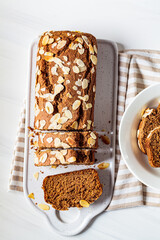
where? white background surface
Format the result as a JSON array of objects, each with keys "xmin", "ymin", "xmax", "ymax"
[{"xmin": 1, "ymin": 0, "xmax": 160, "ymax": 239}]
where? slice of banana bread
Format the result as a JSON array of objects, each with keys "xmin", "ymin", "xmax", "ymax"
[
  {"xmin": 37, "ymin": 131, "xmax": 98, "ymax": 149},
  {"xmin": 145, "ymin": 126, "xmax": 160, "ymax": 167},
  {"xmin": 137, "ymin": 108, "xmax": 160, "ymax": 154},
  {"xmin": 34, "ymin": 149, "xmax": 95, "ymax": 166},
  {"xmin": 42, "ymin": 168, "xmax": 103, "ymax": 210},
  {"xmin": 34, "ymin": 30, "xmax": 97, "ymax": 131}
]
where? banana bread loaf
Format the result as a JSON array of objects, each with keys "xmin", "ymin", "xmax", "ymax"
[
  {"xmin": 34, "ymin": 31, "xmax": 97, "ymax": 131},
  {"xmin": 37, "ymin": 131, "xmax": 98, "ymax": 149},
  {"xmin": 42, "ymin": 168, "xmax": 102, "ymax": 210},
  {"xmin": 34, "ymin": 149, "xmax": 95, "ymax": 166}
]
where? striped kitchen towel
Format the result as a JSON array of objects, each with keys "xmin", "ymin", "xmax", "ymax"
[{"xmin": 9, "ymin": 50, "xmax": 160, "ymax": 210}]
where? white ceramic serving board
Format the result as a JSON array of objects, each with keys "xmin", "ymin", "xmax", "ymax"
[{"xmin": 24, "ymin": 38, "xmax": 118, "ymax": 236}]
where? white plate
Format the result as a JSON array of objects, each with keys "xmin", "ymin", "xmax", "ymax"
[
  {"xmin": 119, "ymin": 83, "xmax": 160, "ymax": 190},
  {"xmin": 24, "ymin": 38, "xmax": 118, "ymax": 236}
]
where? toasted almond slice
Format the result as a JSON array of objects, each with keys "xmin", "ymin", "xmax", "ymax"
[
  {"xmin": 40, "ymin": 153, "xmax": 47, "ymax": 163},
  {"xmin": 89, "ymin": 44, "xmax": 94, "ymax": 54},
  {"xmin": 67, "ymin": 157, "xmax": 76, "ymax": 163},
  {"xmin": 86, "ymin": 103, "xmax": 92, "ymax": 109},
  {"xmin": 33, "ymin": 172, "xmax": 39, "ymax": 180},
  {"xmin": 75, "ymin": 37, "xmax": 83, "ymax": 44},
  {"xmin": 57, "ymin": 40, "xmax": 66, "ymax": 49},
  {"xmin": 73, "ymin": 66, "xmax": 80, "ymax": 73},
  {"xmin": 50, "ymin": 157, "xmax": 56, "ymax": 164},
  {"xmin": 28, "ymin": 193, "xmax": 35, "ymax": 199},
  {"xmin": 48, "ymin": 38, "xmax": 54, "ymax": 44},
  {"xmin": 58, "ymin": 117, "xmax": 68, "ymax": 124},
  {"xmin": 93, "ymin": 85, "xmax": 96, "ymax": 92},
  {"xmin": 71, "ymin": 121, "xmax": 78, "ymax": 129},
  {"xmin": 78, "ymin": 48, "xmax": 84, "ymax": 55},
  {"xmin": 90, "ymin": 55, "xmax": 97, "ymax": 65},
  {"xmin": 42, "ymin": 35, "xmax": 49, "ymax": 45},
  {"xmin": 90, "ymin": 132, "xmax": 97, "ymax": 139},
  {"xmin": 82, "ymin": 79, "xmax": 89, "ymax": 89},
  {"xmin": 94, "ymin": 45, "xmax": 97, "ymax": 54},
  {"xmin": 57, "ymin": 76, "xmax": 65, "ymax": 83},
  {"xmin": 51, "ymin": 165, "xmax": 57, "ymax": 169},
  {"xmin": 60, "ymin": 150, "xmax": 68, "ymax": 156},
  {"xmin": 101, "ymin": 135, "xmax": 110, "ymax": 145},
  {"xmin": 72, "ymin": 100, "xmax": 81, "ymax": 110},
  {"xmin": 64, "ymin": 110, "xmax": 72, "ymax": 119},
  {"xmin": 45, "ymin": 102, "xmax": 54, "ymax": 114},
  {"xmin": 79, "ymin": 200, "xmax": 90, "ymax": 208},
  {"xmin": 88, "ymin": 137, "xmax": 96, "ymax": 146},
  {"xmin": 46, "ymin": 137, "xmax": 53, "ymax": 143},
  {"xmin": 40, "ymin": 120, "xmax": 46, "ymax": 129},
  {"xmin": 54, "ymin": 138, "xmax": 61, "ymax": 148},
  {"xmin": 98, "ymin": 162, "xmax": 110, "ymax": 169},
  {"xmin": 38, "ymin": 203, "xmax": 50, "ymax": 210}
]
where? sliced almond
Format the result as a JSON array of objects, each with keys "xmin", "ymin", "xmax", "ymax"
[
  {"xmin": 58, "ymin": 117, "xmax": 68, "ymax": 124},
  {"xmin": 73, "ymin": 66, "xmax": 80, "ymax": 73},
  {"xmin": 88, "ymin": 137, "xmax": 96, "ymax": 146},
  {"xmin": 35, "ymin": 120, "xmax": 39, "ymax": 128},
  {"xmin": 42, "ymin": 35, "xmax": 49, "ymax": 45},
  {"xmin": 48, "ymin": 38, "xmax": 54, "ymax": 44},
  {"xmin": 82, "ymin": 79, "xmax": 89, "ymax": 89},
  {"xmin": 67, "ymin": 157, "xmax": 76, "ymax": 163},
  {"xmin": 94, "ymin": 45, "xmax": 97, "ymax": 54},
  {"xmin": 54, "ymin": 138, "xmax": 61, "ymax": 148},
  {"xmin": 62, "ymin": 66, "xmax": 70, "ymax": 75},
  {"xmin": 79, "ymin": 200, "xmax": 90, "ymax": 208},
  {"xmin": 40, "ymin": 120, "xmax": 46, "ymax": 129},
  {"xmin": 75, "ymin": 37, "xmax": 83, "ymax": 44},
  {"xmin": 89, "ymin": 44, "xmax": 94, "ymax": 54},
  {"xmin": 56, "ymin": 151, "xmax": 66, "ymax": 164},
  {"xmin": 72, "ymin": 100, "xmax": 81, "ymax": 110},
  {"xmin": 44, "ymin": 52, "xmax": 53, "ymax": 56},
  {"xmin": 101, "ymin": 135, "xmax": 110, "ymax": 145},
  {"xmin": 39, "ymin": 48, "xmax": 44, "ymax": 55},
  {"xmin": 38, "ymin": 203, "xmax": 50, "ymax": 210},
  {"xmin": 73, "ymin": 86, "xmax": 78, "ymax": 91},
  {"xmin": 33, "ymin": 172, "xmax": 39, "ymax": 180},
  {"xmin": 93, "ymin": 85, "xmax": 96, "ymax": 92},
  {"xmin": 45, "ymin": 102, "xmax": 54, "ymax": 114},
  {"xmin": 75, "ymin": 58, "xmax": 85, "ymax": 67},
  {"xmin": 46, "ymin": 137, "xmax": 53, "ymax": 143},
  {"xmin": 57, "ymin": 40, "xmax": 67, "ymax": 49},
  {"xmin": 40, "ymin": 153, "xmax": 47, "ymax": 163},
  {"xmin": 61, "ymin": 143, "xmax": 70, "ymax": 148},
  {"xmin": 50, "ymin": 113, "xmax": 61, "ymax": 123},
  {"xmin": 90, "ymin": 132, "xmax": 97, "ymax": 139},
  {"xmin": 75, "ymin": 79, "xmax": 82, "ymax": 86},
  {"xmin": 83, "ymin": 124, "xmax": 86, "ymax": 128},
  {"xmin": 57, "ymin": 76, "xmax": 65, "ymax": 83},
  {"xmin": 51, "ymin": 65, "xmax": 58, "ymax": 76},
  {"xmin": 78, "ymin": 48, "xmax": 84, "ymax": 55},
  {"xmin": 60, "ymin": 150, "xmax": 68, "ymax": 156},
  {"xmin": 64, "ymin": 110, "xmax": 72, "ymax": 119},
  {"xmin": 82, "ymin": 36, "xmax": 89, "ymax": 45},
  {"xmin": 71, "ymin": 121, "xmax": 78, "ymax": 129},
  {"xmin": 37, "ymin": 55, "xmax": 41, "ymax": 61},
  {"xmin": 28, "ymin": 193, "xmax": 35, "ymax": 199},
  {"xmin": 86, "ymin": 103, "xmax": 92, "ymax": 109},
  {"xmin": 54, "ymin": 84, "xmax": 64, "ymax": 95},
  {"xmin": 90, "ymin": 55, "xmax": 97, "ymax": 65},
  {"xmin": 91, "ymin": 67, "xmax": 95, "ymax": 74},
  {"xmin": 77, "ymin": 91, "xmax": 81, "ymax": 95},
  {"xmin": 66, "ymin": 92, "xmax": 72, "ymax": 98},
  {"xmin": 52, "ymin": 42, "xmax": 57, "ymax": 48},
  {"xmin": 63, "ymin": 56, "xmax": 68, "ymax": 61},
  {"xmin": 98, "ymin": 162, "xmax": 110, "ymax": 169},
  {"xmin": 50, "ymin": 157, "xmax": 56, "ymax": 164},
  {"xmin": 66, "ymin": 80, "xmax": 70, "ymax": 84}
]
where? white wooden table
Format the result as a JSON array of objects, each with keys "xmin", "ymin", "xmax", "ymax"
[{"xmin": 1, "ymin": 0, "xmax": 160, "ymax": 239}]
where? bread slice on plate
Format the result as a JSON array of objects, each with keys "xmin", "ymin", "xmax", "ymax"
[
  {"xmin": 145, "ymin": 126, "xmax": 160, "ymax": 167},
  {"xmin": 137, "ymin": 108, "xmax": 160, "ymax": 154},
  {"xmin": 42, "ymin": 169, "xmax": 103, "ymax": 210}
]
